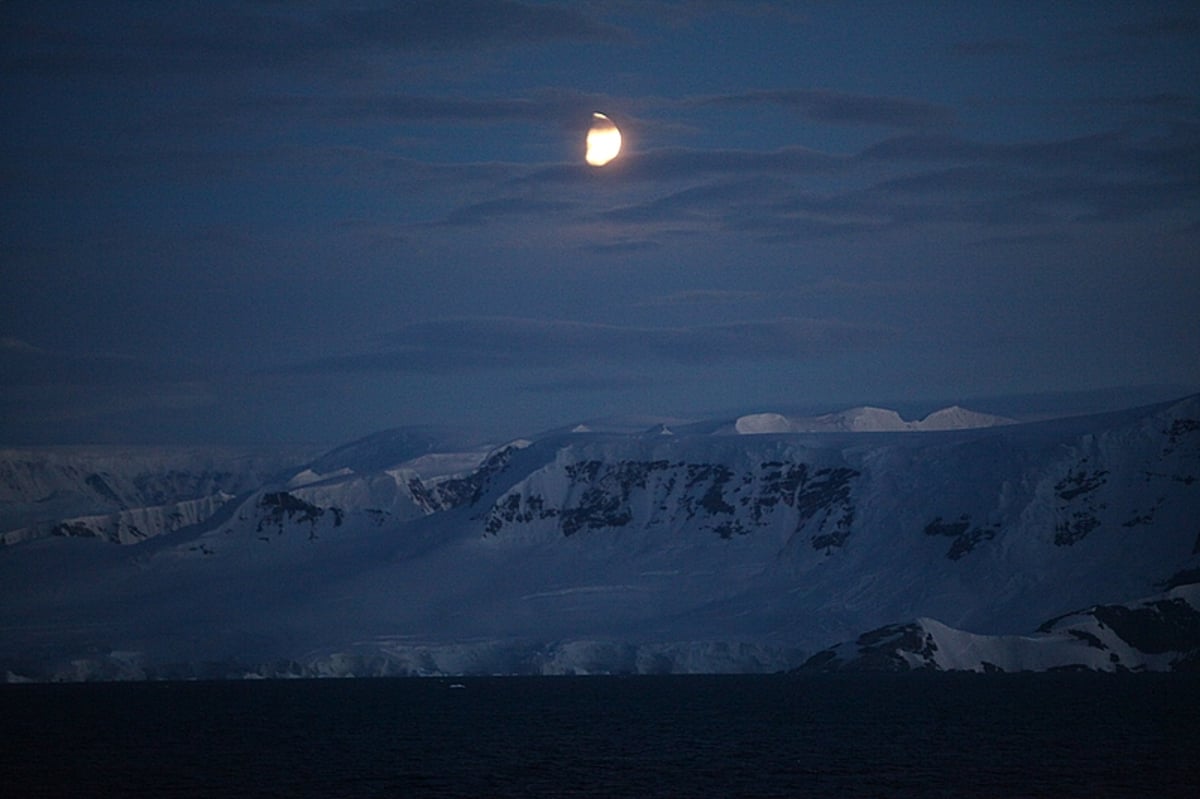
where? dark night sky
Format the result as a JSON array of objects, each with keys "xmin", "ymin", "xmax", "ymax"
[{"xmin": 3, "ymin": 1, "xmax": 1198, "ymax": 445}]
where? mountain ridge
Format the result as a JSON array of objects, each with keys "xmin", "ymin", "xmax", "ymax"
[
  {"xmin": 2, "ymin": 395, "xmax": 1197, "ymax": 679},
  {"xmin": 733, "ymin": 404, "xmax": 1016, "ymax": 434}
]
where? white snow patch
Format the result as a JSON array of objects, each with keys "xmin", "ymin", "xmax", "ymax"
[
  {"xmin": 734, "ymin": 413, "xmax": 792, "ymax": 434},
  {"xmin": 734, "ymin": 405, "xmax": 1016, "ymax": 434}
]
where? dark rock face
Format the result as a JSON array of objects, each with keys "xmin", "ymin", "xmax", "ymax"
[
  {"xmin": 1055, "ymin": 468, "xmax": 1109, "ymax": 501},
  {"xmin": 131, "ymin": 469, "xmax": 236, "ymax": 506},
  {"xmin": 1160, "ymin": 568, "xmax": 1200, "ymax": 590},
  {"xmin": 435, "ymin": 444, "xmax": 523, "ymax": 508},
  {"xmin": 853, "ymin": 623, "xmax": 939, "ymax": 670},
  {"xmin": 1052, "ymin": 463, "xmax": 1108, "ymax": 546},
  {"xmin": 432, "ymin": 439, "xmax": 525, "ymax": 506},
  {"xmin": 256, "ymin": 492, "xmax": 342, "ymax": 540},
  {"xmin": 405, "ymin": 477, "xmax": 440, "ymax": 515},
  {"xmin": 1054, "ymin": 511, "xmax": 1100, "ymax": 546},
  {"xmin": 799, "ymin": 467, "xmax": 857, "ymax": 552},
  {"xmin": 1091, "ymin": 598, "xmax": 1200, "ymax": 655},
  {"xmin": 1042, "ymin": 411, "xmax": 1199, "ymax": 548},
  {"xmin": 924, "ymin": 514, "xmax": 998, "ymax": 559},
  {"xmin": 51, "ymin": 520, "xmax": 105, "ymax": 540},
  {"xmin": 1122, "ymin": 507, "xmax": 1156, "ymax": 528},
  {"xmin": 1164, "ymin": 418, "xmax": 1200, "ymax": 453},
  {"xmin": 1067, "ymin": 629, "xmax": 1107, "ymax": 649},
  {"xmin": 744, "ymin": 461, "xmax": 807, "ymax": 521},
  {"xmin": 7, "ymin": 396, "xmax": 1199, "ymax": 680},
  {"xmin": 481, "ymin": 455, "xmax": 860, "ymax": 545},
  {"xmin": 799, "ymin": 622, "xmax": 939, "ymax": 672},
  {"xmin": 84, "ymin": 473, "xmax": 126, "ymax": 508},
  {"xmin": 802, "ymin": 592, "xmax": 1200, "ymax": 674}
]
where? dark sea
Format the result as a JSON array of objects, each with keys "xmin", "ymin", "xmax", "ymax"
[{"xmin": 2, "ymin": 674, "xmax": 1198, "ymax": 798}]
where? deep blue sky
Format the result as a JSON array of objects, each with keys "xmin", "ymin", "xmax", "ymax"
[{"xmin": 3, "ymin": 1, "xmax": 1198, "ymax": 445}]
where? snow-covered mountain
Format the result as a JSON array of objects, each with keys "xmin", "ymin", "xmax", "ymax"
[
  {"xmin": 1, "ymin": 398, "xmax": 1197, "ymax": 680},
  {"xmin": 0, "ymin": 445, "xmax": 318, "ymax": 546},
  {"xmin": 733, "ymin": 405, "xmax": 1015, "ymax": 434},
  {"xmin": 800, "ymin": 583, "xmax": 1200, "ymax": 673}
]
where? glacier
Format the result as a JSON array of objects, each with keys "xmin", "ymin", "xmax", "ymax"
[{"xmin": 1, "ymin": 397, "xmax": 1198, "ymax": 680}]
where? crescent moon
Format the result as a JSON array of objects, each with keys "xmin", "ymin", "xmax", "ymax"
[{"xmin": 585, "ymin": 112, "xmax": 622, "ymax": 167}]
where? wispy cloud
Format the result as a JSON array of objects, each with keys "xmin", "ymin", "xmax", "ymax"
[
  {"xmin": 690, "ymin": 89, "xmax": 956, "ymax": 129},
  {"xmin": 1111, "ymin": 16, "xmax": 1199, "ymax": 39},
  {"xmin": 576, "ymin": 239, "xmax": 663, "ymax": 255},
  {"xmin": 293, "ymin": 89, "xmax": 607, "ymax": 128},
  {"xmin": 518, "ymin": 373, "xmax": 658, "ymax": 395},
  {"xmin": 433, "ymin": 197, "xmax": 577, "ymax": 227},
  {"xmin": 4, "ymin": 1, "xmax": 624, "ymax": 77},
  {"xmin": 640, "ymin": 281, "xmax": 915, "ymax": 308},
  {"xmin": 279, "ymin": 316, "xmax": 891, "ymax": 376},
  {"xmin": 638, "ymin": 289, "xmax": 777, "ymax": 306},
  {"xmin": 0, "ymin": 338, "xmax": 172, "ymax": 387},
  {"xmin": 621, "ymin": 146, "xmax": 840, "ymax": 180},
  {"xmin": 329, "ymin": 0, "xmax": 625, "ymax": 50},
  {"xmin": 948, "ymin": 38, "xmax": 1032, "ymax": 57},
  {"xmin": 375, "ymin": 120, "xmax": 1200, "ymax": 246}
]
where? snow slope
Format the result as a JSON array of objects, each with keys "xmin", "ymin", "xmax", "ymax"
[
  {"xmin": 800, "ymin": 584, "xmax": 1200, "ymax": 673},
  {"xmin": 734, "ymin": 405, "xmax": 1015, "ymax": 434},
  {"xmin": 1, "ymin": 397, "xmax": 1197, "ymax": 680},
  {"xmin": 0, "ymin": 445, "xmax": 317, "ymax": 546}
]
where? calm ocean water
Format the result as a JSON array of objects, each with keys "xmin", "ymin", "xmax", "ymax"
[{"xmin": 2, "ymin": 674, "xmax": 1198, "ymax": 798}]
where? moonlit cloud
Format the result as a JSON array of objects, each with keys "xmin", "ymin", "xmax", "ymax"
[
  {"xmin": 948, "ymin": 38, "xmax": 1032, "ymax": 57},
  {"xmin": 1110, "ymin": 16, "xmax": 1200, "ymax": 39},
  {"xmin": 328, "ymin": 0, "xmax": 625, "ymax": 50},
  {"xmin": 279, "ymin": 316, "xmax": 891, "ymax": 376},
  {"xmin": 640, "ymin": 289, "xmax": 777, "ymax": 306},
  {"xmin": 434, "ymin": 197, "xmax": 577, "ymax": 227},
  {"xmin": 0, "ymin": 339, "xmax": 172, "ymax": 387},
  {"xmin": 692, "ymin": 89, "xmax": 957, "ymax": 130},
  {"xmin": 518, "ymin": 374, "xmax": 658, "ymax": 396},
  {"xmin": 3, "ymin": 1, "xmax": 624, "ymax": 77},
  {"xmin": 3, "ymin": 1, "xmax": 1197, "ymax": 444}
]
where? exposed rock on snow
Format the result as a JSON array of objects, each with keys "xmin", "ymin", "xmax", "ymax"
[
  {"xmin": 1, "ymin": 395, "xmax": 1197, "ymax": 680},
  {"xmin": 0, "ymin": 445, "xmax": 316, "ymax": 546},
  {"xmin": 799, "ymin": 584, "xmax": 1200, "ymax": 673}
]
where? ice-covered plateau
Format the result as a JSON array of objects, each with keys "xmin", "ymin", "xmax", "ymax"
[{"xmin": 1, "ymin": 398, "xmax": 1198, "ymax": 680}]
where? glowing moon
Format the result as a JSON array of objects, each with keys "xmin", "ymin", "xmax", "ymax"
[{"xmin": 585, "ymin": 112, "xmax": 622, "ymax": 166}]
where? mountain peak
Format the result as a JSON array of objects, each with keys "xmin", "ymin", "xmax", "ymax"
[
  {"xmin": 733, "ymin": 404, "xmax": 1015, "ymax": 434},
  {"xmin": 2, "ymin": 395, "xmax": 1196, "ymax": 679},
  {"xmin": 918, "ymin": 405, "xmax": 1015, "ymax": 431}
]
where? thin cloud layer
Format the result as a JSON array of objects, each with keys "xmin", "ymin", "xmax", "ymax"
[
  {"xmin": 4, "ymin": 1, "xmax": 624, "ymax": 76},
  {"xmin": 329, "ymin": 0, "xmax": 625, "ymax": 50},
  {"xmin": 3, "ymin": 1, "xmax": 1198, "ymax": 444},
  {"xmin": 282, "ymin": 316, "xmax": 891, "ymax": 376},
  {"xmin": 692, "ymin": 89, "xmax": 957, "ymax": 130}
]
